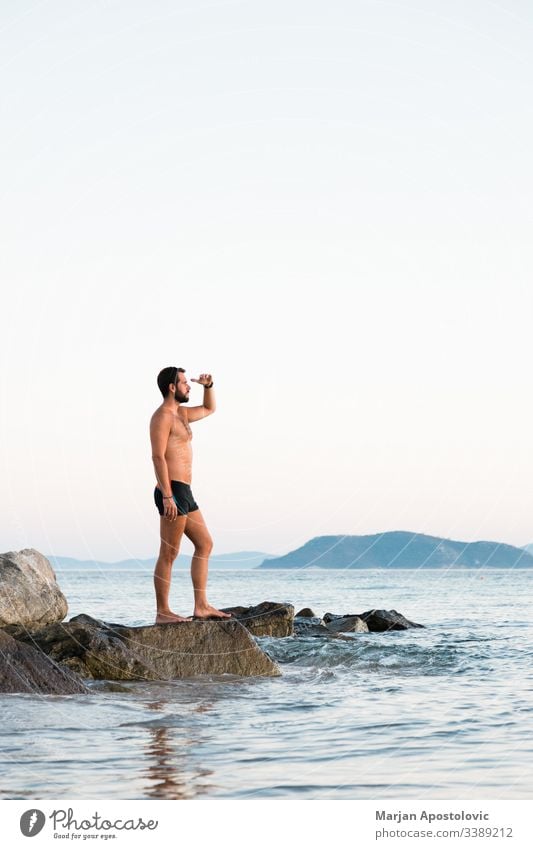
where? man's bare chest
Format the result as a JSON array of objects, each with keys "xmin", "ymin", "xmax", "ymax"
[{"xmin": 170, "ymin": 413, "xmax": 192, "ymax": 443}]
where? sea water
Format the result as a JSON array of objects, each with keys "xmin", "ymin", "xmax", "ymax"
[{"xmin": 1, "ymin": 568, "xmax": 532, "ymax": 799}]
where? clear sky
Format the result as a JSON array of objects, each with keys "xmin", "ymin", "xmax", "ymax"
[{"xmin": 1, "ymin": 0, "xmax": 532, "ymax": 561}]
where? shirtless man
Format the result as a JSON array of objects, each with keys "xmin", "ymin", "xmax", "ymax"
[{"xmin": 150, "ymin": 366, "xmax": 232, "ymax": 623}]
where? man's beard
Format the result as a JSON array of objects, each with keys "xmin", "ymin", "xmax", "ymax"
[{"xmin": 174, "ymin": 389, "xmax": 189, "ymax": 403}]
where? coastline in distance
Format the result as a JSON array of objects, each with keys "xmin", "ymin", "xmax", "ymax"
[{"xmin": 256, "ymin": 531, "xmax": 533, "ymax": 570}]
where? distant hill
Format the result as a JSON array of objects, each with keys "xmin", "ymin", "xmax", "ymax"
[
  {"xmin": 257, "ymin": 531, "xmax": 533, "ymax": 569},
  {"xmin": 47, "ymin": 551, "xmax": 276, "ymax": 570},
  {"xmin": 523, "ymin": 544, "xmax": 533, "ymax": 555}
]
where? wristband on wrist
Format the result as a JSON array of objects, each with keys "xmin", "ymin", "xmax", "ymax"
[
  {"xmin": 204, "ymin": 381, "xmax": 214, "ymax": 389},
  {"xmin": 163, "ymin": 495, "xmax": 174, "ymax": 500}
]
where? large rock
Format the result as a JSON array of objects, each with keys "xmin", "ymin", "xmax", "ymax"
[
  {"xmin": 221, "ymin": 601, "xmax": 294, "ymax": 637},
  {"xmin": 323, "ymin": 608, "xmax": 423, "ymax": 631},
  {"xmin": 0, "ymin": 548, "xmax": 68, "ymax": 628},
  {"xmin": 7, "ymin": 614, "xmax": 280, "ymax": 680},
  {"xmin": 0, "ymin": 629, "xmax": 89, "ymax": 694}
]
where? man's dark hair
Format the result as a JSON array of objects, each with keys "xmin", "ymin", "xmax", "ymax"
[{"xmin": 157, "ymin": 366, "xmax": 185, "ymax": 398}]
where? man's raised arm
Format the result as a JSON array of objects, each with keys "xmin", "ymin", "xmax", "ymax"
[{"xmin": 187, "ymin": 373, "xmax": 216, "ymax": 422}]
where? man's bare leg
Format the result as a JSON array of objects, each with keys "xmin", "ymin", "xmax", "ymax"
[
  {"xmin": 154, "ymin": 514, "xmax": 193, "ymax": 623},
  {"xmin": 184, "ymin": 509, "xmax": 232, "ymax": 618}
]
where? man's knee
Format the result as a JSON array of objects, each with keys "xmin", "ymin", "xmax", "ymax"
[
  {"xmin": 158, "ymin": 541, "xmax": 180, "ymax": 563},
  {"xmin": 194, "ymin": 536, "xmax": 213, "ymax": 557}
]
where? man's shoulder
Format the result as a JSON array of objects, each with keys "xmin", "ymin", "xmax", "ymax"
[{"xmin": 150, "ymin": 406, "xmax": 175, "ymax": 423}]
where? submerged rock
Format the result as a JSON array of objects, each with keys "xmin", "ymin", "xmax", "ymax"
[
  {"xmin": 293, "ymin": 616, "xmax": 326, "ymax": 637},
  {"xmin": 324, "ymin": 615, "xmax": 369, "ymax": 634},
  {"xmin": 0, "ymin": 629, "xmax": 90, "ymax": 694},
  {"xmin": 324, "ymin": 609, "xmax": 423, "ymax": 632},
  {"xmin": 87, "ymin": 681, "xmax": 133, "ymax": 693},
  {"xmin": 221, "ymin": 601, "xmax": 294, "ymax": 637},
  {"xmin": 8, "ymin": 613, "xmax": 280, "ymax": 680},
  {"xmin": 293, "ymin": 615, "xmax": 368, "ymax": 639},
  {"xmin": 0, "ymin": 548, "xmax": 68, "ymax": 629}
]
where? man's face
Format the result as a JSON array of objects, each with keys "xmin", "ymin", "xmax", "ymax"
[{"xmin": 173, "ymin": 371, "xmax": 190, "ymax": 403}]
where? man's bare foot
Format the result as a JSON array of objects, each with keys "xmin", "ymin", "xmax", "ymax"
[
  {"xmin": 155, "ymin": 610, "xmax": 193, "ymax": 624},
  {"xmin": 193, "ymin": 604, "xmax": 233, "ymax": 620}
]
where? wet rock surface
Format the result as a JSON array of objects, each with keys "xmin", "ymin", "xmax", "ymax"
[
  {"xmin": 220, "ymin": 601, "xmax": 294, "ymax": 637},
  {"xmin": 6, "ymin": 613, "xmax": 281, "ymax": 680},
  {"xmin": 294, "ymin": 608, "xmax": 423, "ymax": 638},
  {"xmin": 324, "ymin": 615, "xmax": 369, "ymax": 634},
  {"xmin": 324, "ymin": 609, "xmax": 424, "ymax": 631},
  {"xmin": 0, "ymin": 629, "xmax": 90, "ymax": 694}
]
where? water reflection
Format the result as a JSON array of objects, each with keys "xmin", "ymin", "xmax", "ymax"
[{"xmin": 140, "ymin": 700, "xmax": 215, "ymax": 799}]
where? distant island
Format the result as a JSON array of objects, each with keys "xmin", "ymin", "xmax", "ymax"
[
  {"xmin": 256, "ymin": 531, "xmax": 533, "ymax": 569},
  {"xmin": 45, "ymin": 533, "xmax": 533, "ymax": 571},
  {"xmin": 47, "ymin": 551, "xmax": 276, "ymax": 570}
]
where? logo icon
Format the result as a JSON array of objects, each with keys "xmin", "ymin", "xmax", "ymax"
[{"xmin": 20, "ymin": 809, "xmax": 46, "ymax": 837}]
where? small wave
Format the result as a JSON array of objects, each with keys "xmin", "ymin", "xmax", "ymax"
[
  {"xmin": 258, "ymin": 635, "xmax": 460, "ymax": 676},
  {"xmin": 118, "ymin": 716, "xmax": 192, "ymax": 729}
]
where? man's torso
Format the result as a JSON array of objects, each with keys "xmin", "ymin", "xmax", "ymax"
[{"xmin": 152, "ymin": 406, "xmax": 193, "ymax": 485}]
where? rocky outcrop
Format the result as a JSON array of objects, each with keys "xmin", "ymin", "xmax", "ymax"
[
  {"xmin": 323, "ymin": 609, "xmax": 424, "ymax": 631},
  {"xmin": 0, "ymin": 629, "xmax": 90, "ymax": 694},
  {"xmin": 221, "ymin": 601, "xmax": 294, "ymax": 637},
  {"xmin": 7, "ymin": 614, "xmax": 281, "ymax": 680},
  {"xmin": 0, "ymin": 541, "xmax": 424, "ymax": 689},
  {"xmin": 293, "ymin": 608, "xmax": 423, "ymax": 637},
  {"xmin": 0, "ymin": 548, "xmax": 68, "ymax": 629}
]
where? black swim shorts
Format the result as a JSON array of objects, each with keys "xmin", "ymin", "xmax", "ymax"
[{"xmin": 154, "ymin": 480, "xmax": 199, "ymax": 517}]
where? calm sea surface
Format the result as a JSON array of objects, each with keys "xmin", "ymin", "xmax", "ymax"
[{"xmin": 1, "ymin": 568, "xmax": 532, "ymax": 800}]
